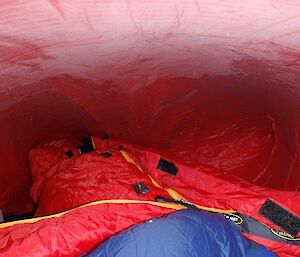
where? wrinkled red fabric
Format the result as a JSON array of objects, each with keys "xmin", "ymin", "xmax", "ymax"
[
  {"xmin": 0, "ymin": 1, "xmax": 300, "ymax": 216},
  {"xmin": 115, "ymin": 140, "xmax": 300, "ymax": 257},
  {"xmin": 0, "ymin": 203, "xmax": 173, "ymax": 257},
  {"xmin": 126, "ymin": 142, "xmax": 300, "ymax": 225},
  {"xmin": 1, "ymin": 138, "xmax": 294, "ymax": 256},
  {"xmin": 29, "ymin": 139, "xmax": 170, "ymax": 216},
  {"xmin": 0, "ymin": 1, "xmax": 299, "ymax": 256},
  {"xmin": 29, "ymin": 139, "xmax": 80, "ymax": 183}
]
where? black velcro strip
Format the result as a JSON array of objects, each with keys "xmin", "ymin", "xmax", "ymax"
[
  {"xmin": 133, "ymin": 182, "xmax": 151, "ymax": 195},
  {"xmin": 65, "ymin": 150, "xmax": 74, "ymax": 158},
  {"xmin": 100, "ymin": 152, "xmax": 112, "ymax": 158},
  {"xmin": 157, "ymin": 158, "xmax": 178, "ymax": 176},
  {"xmin": 259, "ymin": 199, "xmax": 300, "ymax": 237}
]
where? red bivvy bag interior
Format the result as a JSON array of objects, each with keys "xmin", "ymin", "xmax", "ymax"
[{"xmin": 0, "ymin": 1, "xmax": 300, "ymax": 257}]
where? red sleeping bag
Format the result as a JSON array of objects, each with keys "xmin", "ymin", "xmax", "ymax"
[
  {"xmin": 1, "ymin": 136, "xmax": 298, "ymax": 257},
  {"xmin": 29, "ymin": 138, "xmax": 170, "ymax": 216}
]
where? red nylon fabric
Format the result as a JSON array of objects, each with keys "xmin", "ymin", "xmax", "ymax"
[
  {"xmin": 243, "ymin": 234, "xmax": 300, "ymax": 257},
  {"xmin": 126, "ymin": 142, "xmax": 300, "ymax": 224},
  {"xmin": 0, "ymin": 1, "xmax": 299, "ymax": 256},
  {"xmin": 117, "ymin": 140, "xmax": 300, "ymax": 257},
  {"xmin": 0, "ymin": 0, "xmax": 300, "ymax": 216},
  {"xmin": 29, "ymin": 139, "xmax": 170, "ymax": 216},
  {"xmin": 0, "ymin": 203, "xmax": 173, "ymax": 257},
  {"xmin": 1, "ymin": 138, "xmax": 293, "ymax": 256}
]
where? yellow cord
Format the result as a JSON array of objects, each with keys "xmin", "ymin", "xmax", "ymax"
[
  {"xmin": 270, "ymin": 229, "xmax": 300, "ymax": 241},
  {"xmin": 0, "ymin": 199, "xmax": 184, "ymax": 229},
  {"xmin": 120, "ymin": 149, "xmax": 235, "ymax": 214},
  {"xmin": 3, "ymin": 148, "xmax": 298, "ymax": 243}
]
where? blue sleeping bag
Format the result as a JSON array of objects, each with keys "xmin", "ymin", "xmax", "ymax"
[{"xmin": 88, "ymin": 209, "xmax": 276, "ymax": 257}]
